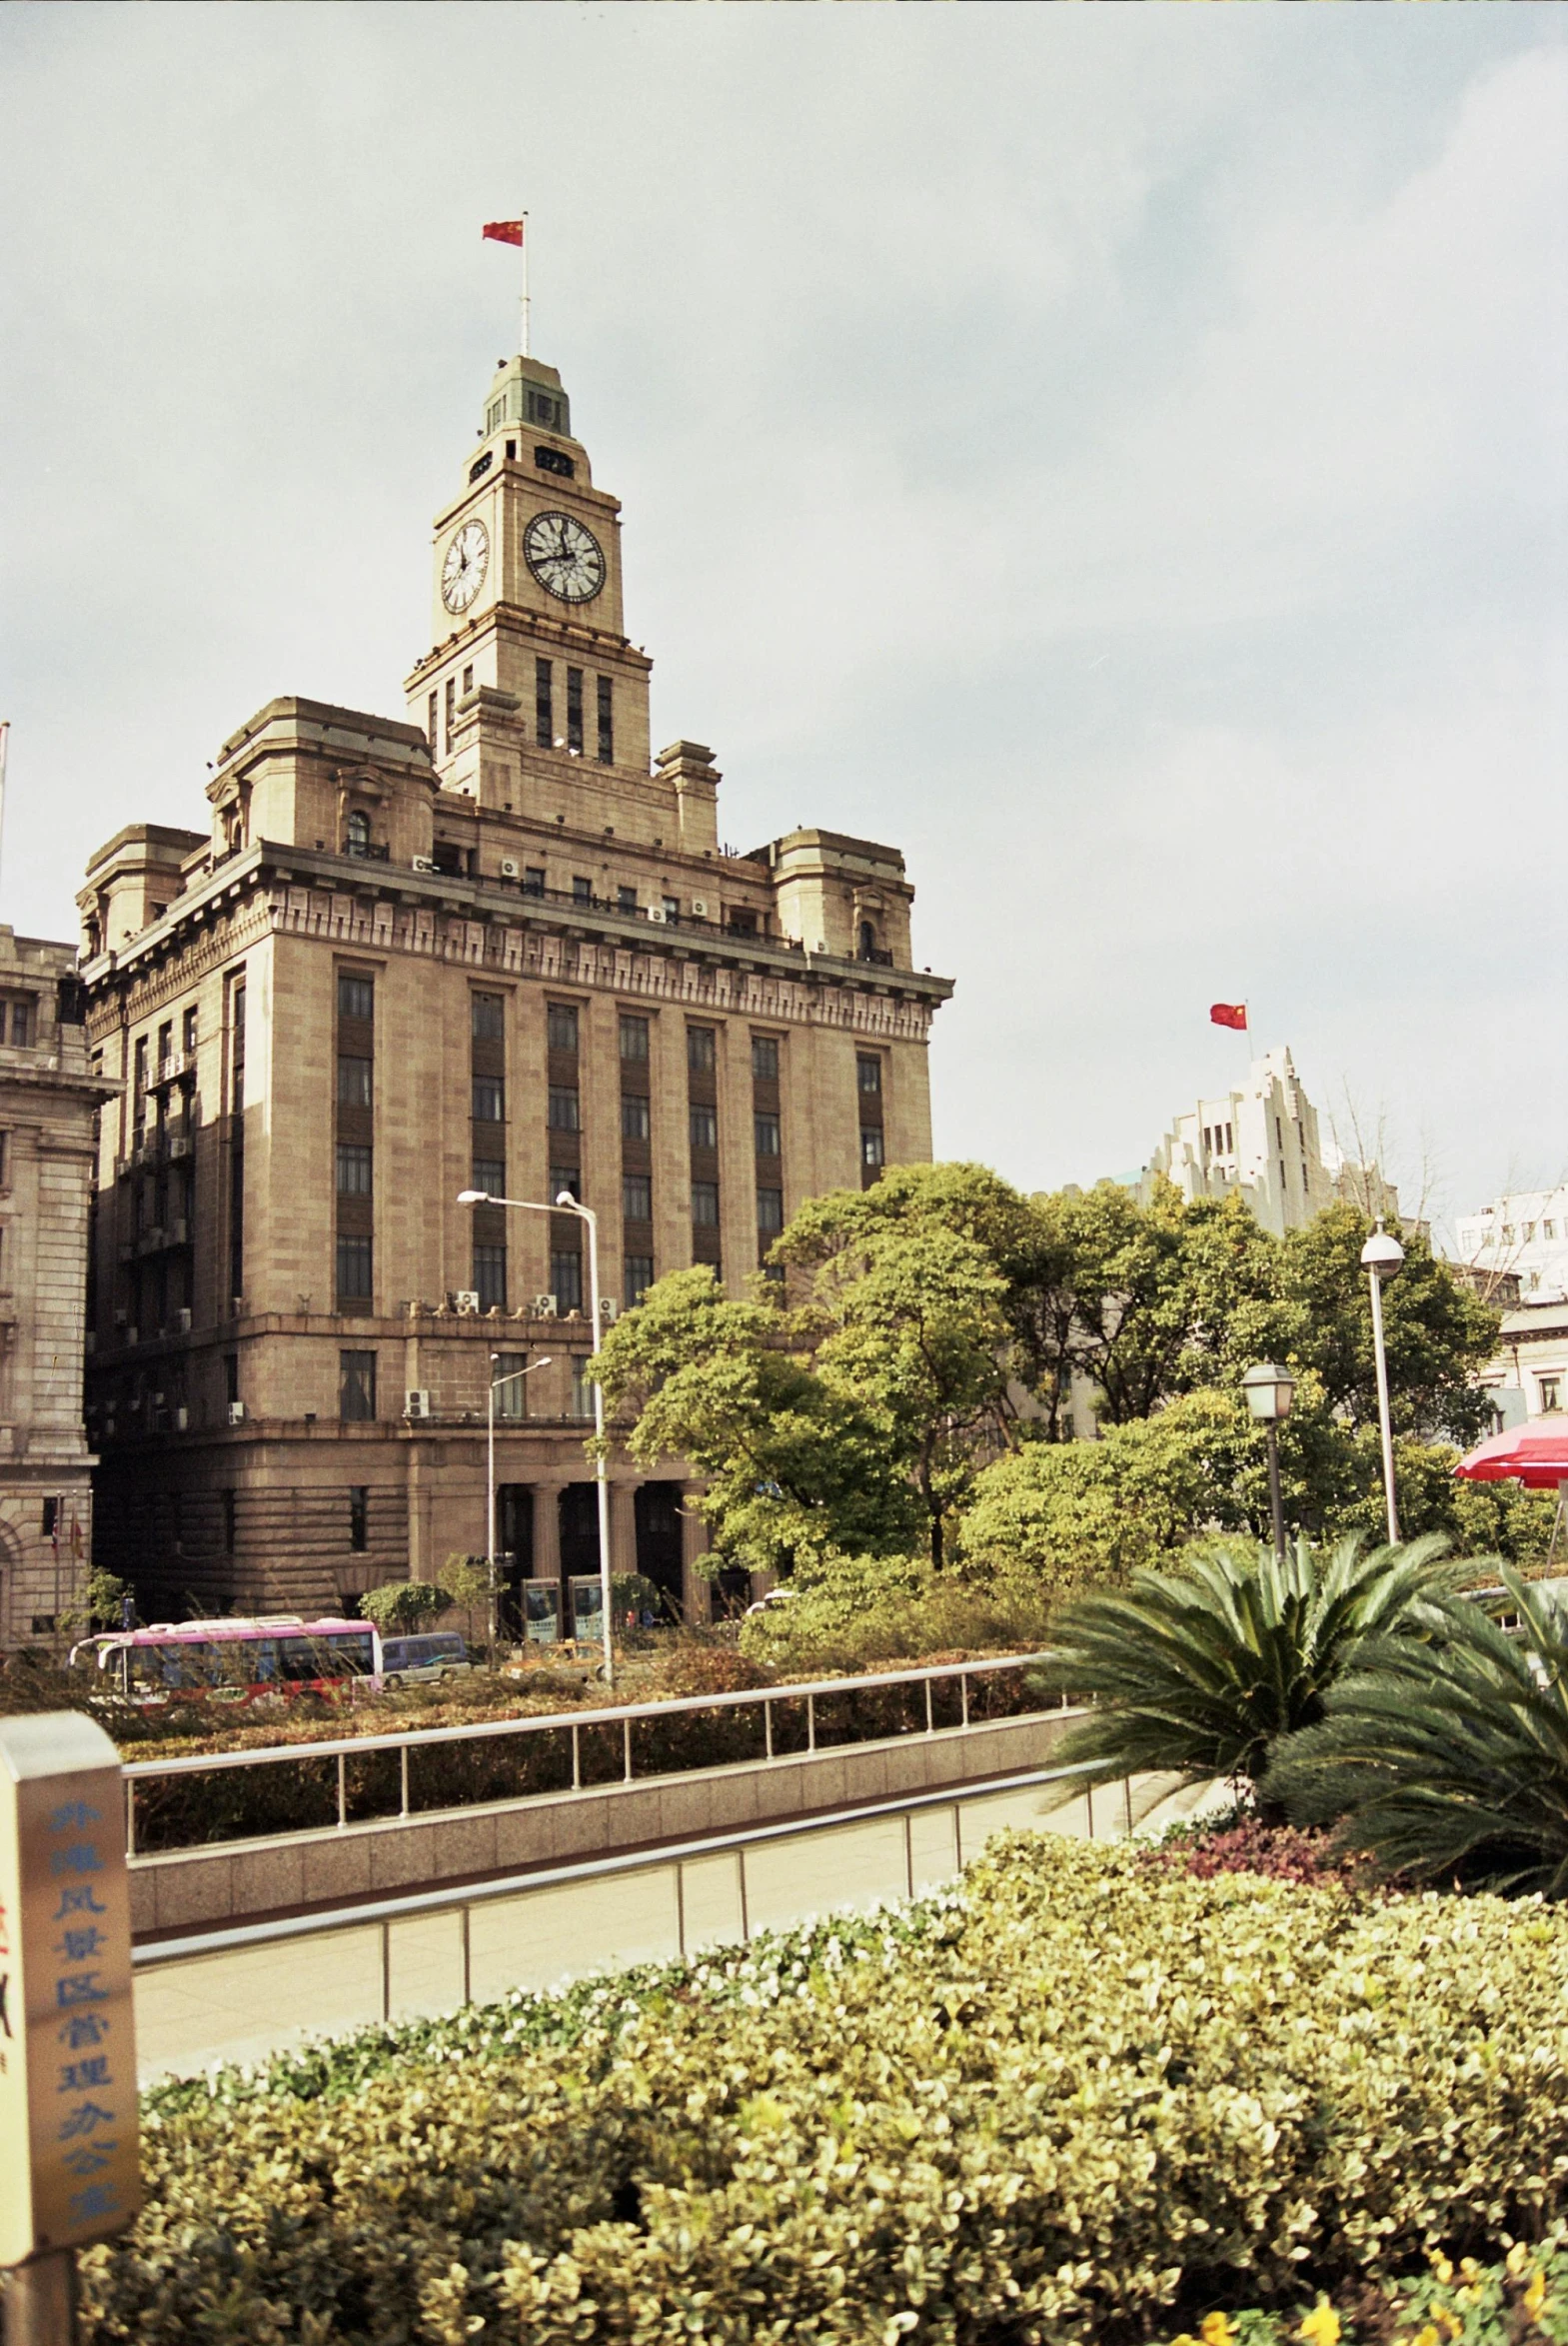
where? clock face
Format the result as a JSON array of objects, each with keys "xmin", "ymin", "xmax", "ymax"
[
  {"xmin": 441, "ymin": 520, "xmax": 490, "ymax": 614},
  {"xmin": 524, "ymin": 510, "xmax": 607, "ymax": 604}
]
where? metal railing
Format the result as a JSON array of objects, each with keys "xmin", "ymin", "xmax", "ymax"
[{"xmin": 121, "ymin": 1651, "xmax": 1059, "ymax": 1860}]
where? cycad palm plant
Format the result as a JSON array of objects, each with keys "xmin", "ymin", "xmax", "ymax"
[
  {"xmin": 1038, "ymin": 1532, "xmax": 1459, "ymax": 1820},
  {"xmin": 1270, "ymin": 1567, "xmax": 1568, "ymax": 1896}
]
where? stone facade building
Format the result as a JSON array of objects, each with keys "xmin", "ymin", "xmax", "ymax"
[
  {"xmin": 79, "ymin": 348, "xmax": 952, "ymax": 1625},
  {"xmin": 1142, "ymin": 1045, "xmax": 1400, "ymax": 1238},
  {"xmin": 0, "ymin": 929, "xmax": 115, "ymax": 1642}
]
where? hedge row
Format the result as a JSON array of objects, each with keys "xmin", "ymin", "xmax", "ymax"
[{"xmin": 78, "ymin": 1836, "xmax": 1568, "ymax": 2343}]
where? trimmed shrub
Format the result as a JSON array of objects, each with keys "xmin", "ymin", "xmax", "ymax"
[{"xmin": 77, "ymin": 1836, "xmax": 1568, "ymax": 2343}]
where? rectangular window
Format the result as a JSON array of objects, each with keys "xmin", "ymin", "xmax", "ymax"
[
  {"xmin": 550, "ymin": 1164, "xmax": 583, "ymax": 1202},
  {"xmin": 1541, "ymin": 1376, "xmax": 1562, "ymax": 1414},
  {"xmin": 757, "ymin": 1186, "xmax": 784, "ymax": 1233},
  {"xmin": 688, "ymin": 1026, "xmax": 716, "ymax": 1075},
  {"xmin": 572, "ymin": 875, "xmax": 592, "ymax": 905},
  {"xmin": 617, "ymin": 885, "xmax": 637, "ymax": 913},
  {"xmin": 42, "ymin": 1497, "xmax": 59, "ymax": 1537},
  {"xmin": 223, "ymin": 1488, "xmax": 237, "ymax": 1556},
  {"xmin": 461, "ymin": 664, "xmax": 474, "ymax": 696},
  {"xmin": 535, "ymin": 659, "xmax": 553, "ymax": 748},
  {"xmin": 524, "ymin": 867, "xmax": 546, "ymax": 898},
  {"xmin": 692, "ymin": 1181, "xmax": 720, "ymax": 1226},
  {"xmin": 445, "ymin": 676, "xmax": 456, "ymax": 750},
  {"xmin": 494, "ymin": 1351, "xmax": 529, "ymax": 1421},
  {"xmin": 570, "ymin": 1358, "xmax": 593, "ymax": 1419},
  {"xmin": 338, "ymin": 1055, "xmax": 372, "ymax": 1108},
  {"xmin": 547, "ymin": 1003, "xmax": 580, "ymax": 1054},
  {"xmin": 597, "ymin": 676, "xmax": 613, "ymax": 765},
  {"xmin": 754, "ymin": 1113, "xmax": 781, "ymax": 1158},
  {"xmin": 625, "ymin": 1254, "xmax": 654, "ymax": 1306},
  {"xmin": 662, "ymin": 896, "xmax": 680, "ymax": 924},
  {"xmin": 157, "ymin": 1021, "xmax": 173, "ymax": 1070},
  {"xmin": 567, "ymin": 667, "xmax": 584, "ymax": 754},
  {"xmin": 336, "ymin": 1143, "xmax": 373, "ymax": 1194},
  {"xmin": 860, "ymin": 1129, "xmax": 884, "ymax": 1169},
  {"xmin": 547, "ymin": 1087, "xmax": 580, "ymax": 1132},
  {"xmin": 133, "ymin": 1036, "xmax": 148, "ymax": 1098},
  {"xmin": 472, "ymin": 1155, "xmax": 505, "ymax": 1195},
  {"xmin": 472, "ymin": 1076, "xmax": 505, "ymax": 1122},
  {"xmin": 428, "ymin": 691, "xmax": 438, "ymax": 753},
  {"xmin": 623, "ymin": 1174, "xmax": 652, "ymax": 1221},
  {"xmin": 349, "ymin": 1486, "xmax": 369, "ymax": 1553},
  {"xmin": 856, "ymin": 1055, "xmax": 881, "ymax": 1095},
  {"xmin": 182, "ymin": 1005, "xmax": 198, "ymax": 1055},
  {"xmin": 336, "ymin": 1234, "xmax": 373, "ymax": 1299},
  {"xmin": 621, "ymin": 1094, "xmax": 650, "ymax": 1142},
  {"xmin": 620, "ymin": 1015, "xmax": 649, "ymax": 1063},
  {"xmin": 471, "ymin": 992, "xmax": 505, "ymax": 1041},
  {"xmin": 474, "ymin": 1243, "xmax": 508, "ymax": 1310},
  {"xmin": 752, "ymin": 1036, "xmax": 779, "ymax": 1082},
  {"xmin": 339, "ymin": 1349, "xmax": 377, "ymax": 1420},
  {"xmin": 552, "ymin": 1250, "xmax": 583, "ymax": 1313},
  {"xmin": 689, "ymin": 1105, "xmax": 718, "ymax": 1151}
]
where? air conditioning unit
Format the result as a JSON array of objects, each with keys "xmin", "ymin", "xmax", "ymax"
[
  {"xmin": 176, "ymin": 1306, "xmax": 192, "ymax": 1333},
  {"xmin": 113, "ymin": 1307, "xmax": 128, "ymax": 1328},
  {"xmin": 647, "ymin": 906, "xmax": 668, "ymax": 925},
  {"xmin": 599, "ymin": 1297, "xmax": 620, "ymax": 1323},
  {"xmin": 453, "ymin": 1288, "xmax": 481, "ymax": 1314},
  {"xmin": 405, "ymin": 1388, "xmax": 431, "ymax": 1419},
  {"xmin": 412, "ymin": 856, "xmax": 437, "ymax": 874},
  {"xmin": 532, "ymin": 1292, "xmax": 559, "ymax": 1317},
  {"xmin": 500, "ymin": 858, "xmax": 520, "ymax": 880},
  {"xmin": 227, "ymin": 1400, "xmax": 247, "ymax": 1424},
  {"xmin": 169, "ymin": 1135, "xmax": 192, "ymax": 1161},
  {"xmin": 174, "ymin": 1405, "xmax": 189, "ymax": 1431},
  {"xmin": 690, "ymin": 899, "xmax": 710, "ymax": 920}
]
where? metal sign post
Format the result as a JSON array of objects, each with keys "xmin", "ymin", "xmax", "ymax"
[{"xmin": 1, "ymin": 1713, "xmax": 141, "ymax": 2343}]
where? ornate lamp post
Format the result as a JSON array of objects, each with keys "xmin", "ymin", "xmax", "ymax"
[
  {"xmin": 1360, "ymin": 1217, "xmax": 1406, "ymax": 1544},
  {"xmin": 1241, "ymin": 1359, "xmax": 1297, "ymax": 1564}
]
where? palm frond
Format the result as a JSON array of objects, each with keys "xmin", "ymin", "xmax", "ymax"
[
  {"xmin": 1037, "ymin": 1532, "xmax": 1467, "ymax": 1800},
  {"xmin": 1270, "ymin": 1568, "xmax": 1568, "ymax": 1896}
]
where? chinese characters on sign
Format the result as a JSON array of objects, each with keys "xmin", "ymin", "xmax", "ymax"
[{"xmin": 0, "ymin": 1712, "xmax": 141, "ymax": 2267}]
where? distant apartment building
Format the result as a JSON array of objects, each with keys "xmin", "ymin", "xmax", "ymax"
[
  {"xmin": 1142, "ymin": 1045, "xmax": 1400, "ymax": 1238},
  {"xmin": 1455, "ymin": 1186, "xmax": 1568, "ymax": 1307},
  {"xmin": 0, "ymin": 929, "xmax": 116, "ymax": 1641},
  {"xmin": 77, "ymin": 341, "xmax": 953, "ymax": 1625}
]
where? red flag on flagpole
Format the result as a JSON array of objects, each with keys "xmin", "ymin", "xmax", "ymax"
[
  {"xmin": 1209, "ymin": 1003, "xmax": 1247, "ymax": 1032},
  {"xmin": 483, "ymin": 220, "xmax": 524, "ymax": 247}
]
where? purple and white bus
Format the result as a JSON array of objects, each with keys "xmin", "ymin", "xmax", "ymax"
[{"xmin": 69, "ymin": 1614, "xmax": 469, "ymax": 1699}]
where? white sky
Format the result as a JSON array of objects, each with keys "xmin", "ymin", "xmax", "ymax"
[{"xmin": 2, "ymin": 4, "xmax": 1564, "ymax": 1237}]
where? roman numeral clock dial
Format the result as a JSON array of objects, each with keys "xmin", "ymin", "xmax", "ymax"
[
  {"xmin": 440, "ymin": 520, "xmax": 490, "ymax": 614},
  {"xmin": 524, "ymin": 510, "xmax": 607, "ymax": 604}
]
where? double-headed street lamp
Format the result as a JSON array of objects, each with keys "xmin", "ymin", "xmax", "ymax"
[
  {"xmin": 1360, "ymin": 1216, "xmax": 1406, "ymax": 1545},
  {"xmin": 458, "ymin": 1187, "xmax": 616, "ymax": 1686},
  {"xmin": 1241, "ymin": 1360, "xmax": 1296, "ymax": 1564},
  {"xmin": 486, "ymin": 1352, "xmax": 552, "ymax": 1656}
]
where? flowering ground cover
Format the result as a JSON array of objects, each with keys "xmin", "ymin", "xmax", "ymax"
[{"xmin": 69, "ymin": 1832, "xmax": 1568, "ymax": 2344}]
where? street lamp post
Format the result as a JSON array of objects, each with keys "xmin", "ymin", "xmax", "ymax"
[
  {"xmin": 1240, "ymin": 1360, "xmax": 1297, "ymax": 1564},
  {"xmin": 1360, "ymin": 1216, "xmax": 1406, "ymax": 1545},
  {"xmin": 458, "ymin": 1188, "xmax": 617, "ymax": 1686},
  {"xmin": 487, "ymin": 1352, "xmax": 552, "ymax": 1660}
]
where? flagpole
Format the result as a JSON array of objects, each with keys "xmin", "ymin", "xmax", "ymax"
[{"xmin": 520, "ymin": 212, "xmax": 530, "ymax": 358}]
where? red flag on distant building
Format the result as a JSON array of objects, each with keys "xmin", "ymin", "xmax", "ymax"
[
  {"xmin": 483, "ymin": 220, "xmax": 524, "ymax": 247},
  {"xmin": 1209, "ymin": 1003, "xmax": 1247, "ymax": 1032}
]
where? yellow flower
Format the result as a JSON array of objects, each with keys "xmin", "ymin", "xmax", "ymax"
[
  {"xmin": 1201, "ymin": 2315, "xmax": 1237, "ymax": 2346},
  {"xmin": 1431, "ymin": 2256, "xmax": 1454, "ymax": 2286},
  {"xmin": 1299, "ymin": 2301, "xmax": 1341, "ymax": 2346},
  {"xmin": 1523, "ymin": 2270, "xmax": 1549, "ymax": 2324},
  {"xmin": 1435, "ymin": 2313, "xmax": 1462, "ymax": 2342},
  {"xmin": 1411, "ymin": 2326, "xmax": 1440, "ymax": 2346}
]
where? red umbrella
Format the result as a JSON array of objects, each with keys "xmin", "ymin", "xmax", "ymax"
[{"xmin": 1455, "ymin": 1421, "xmax": 1568, "ymax": 1490}]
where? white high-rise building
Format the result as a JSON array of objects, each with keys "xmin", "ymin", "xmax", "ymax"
[
  {"xmin": 1142, "ymin": 1046, "xmax": 1400, "ymax": 1238},
  {"xmin": 1455, "ymin": 1187, "xmax": 1568, "ymax": 1305}
]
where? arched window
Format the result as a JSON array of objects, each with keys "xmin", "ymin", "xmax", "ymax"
[
  {"xmin": 346, "ymin": 810, "xmax": 371, "ymax": 856},
  {"xmin": 858, "ymin": 920, "xmax": 876, "ymax": 962}
]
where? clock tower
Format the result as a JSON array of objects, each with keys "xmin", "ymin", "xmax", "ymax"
[{"xmin": 405, "ymin": 353, "xmax": 656, "ymax": 831}]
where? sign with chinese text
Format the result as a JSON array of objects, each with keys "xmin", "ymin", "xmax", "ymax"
[{"xmin": 0, "ymin": 1711, "xmax": 140, "ymax": 2266}]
